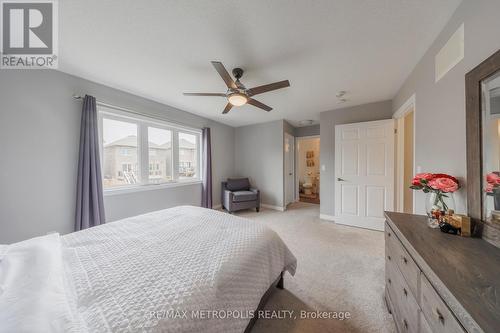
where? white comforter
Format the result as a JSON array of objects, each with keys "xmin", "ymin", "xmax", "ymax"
[{"xmin": 0, "ymin": 206, "xmax": 296, "ymax": 333}]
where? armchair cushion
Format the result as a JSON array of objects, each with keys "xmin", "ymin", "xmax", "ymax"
[
  {"xmin": 226, "ymin": 178, "xmax": 251, "ymax": 191},
  {"xmin": 232, "ymin": 190, "xmax": 258, "ymax": 203}
]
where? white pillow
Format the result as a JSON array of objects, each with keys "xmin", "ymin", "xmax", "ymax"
[{"xmin": 0, "ymin": 233, "xmax": 76, "ymax": 333}]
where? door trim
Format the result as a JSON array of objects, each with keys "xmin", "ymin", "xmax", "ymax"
[
  {"xmin": 284, "ymin": 132, "xmax": 295, "ymax": 207},
  {"xmin": 295, "ymin": 135, "xmax": 320, "ymax": 203},
  {"xmin": 393, "ymin": 94, "xmax": 416, "ymax": 214}
]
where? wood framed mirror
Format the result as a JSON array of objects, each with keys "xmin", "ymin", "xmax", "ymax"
[{"xmin": 466, "ymin": 49, "xmax": 500, "ymax": 247}]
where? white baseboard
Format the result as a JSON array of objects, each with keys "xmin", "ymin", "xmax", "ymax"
[
  {"xmin": 261, "ymin": 204, "xmax": 286, "ymax": 212},
  {"xmin": 319, "ymin": 213, "xmax": 336, "ymax": 221},
  {"xmin": 335, "ymin": 216, "xmax": 384, "ymax": 231}
]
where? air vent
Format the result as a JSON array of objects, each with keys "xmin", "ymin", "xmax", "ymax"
[{"xmin": 435, "ymin": 23, "xmax": 464, "ymax": 82}]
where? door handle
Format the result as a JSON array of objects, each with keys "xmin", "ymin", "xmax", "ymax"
[{"xmin": 337, "ymin": 178, "xmax": 346, "ymax": 181}]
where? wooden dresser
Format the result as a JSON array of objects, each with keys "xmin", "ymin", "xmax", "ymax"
[{"xmin": 384, "ymin": 212, "xmax": 500, "ymax": 333}]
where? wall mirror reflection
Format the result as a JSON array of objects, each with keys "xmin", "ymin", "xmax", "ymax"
[{"xmin": 482, "ymin": 70, "xmax": 500, "ymax": 223}]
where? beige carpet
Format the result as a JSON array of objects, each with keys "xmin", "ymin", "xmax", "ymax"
[{"xmin": 233, "ymin": 202, "xmax": 396, "ymax": 333}]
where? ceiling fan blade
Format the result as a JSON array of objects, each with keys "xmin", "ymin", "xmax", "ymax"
[
  {"xmin": 247, "ymin": 98, "xmax": 272, "ymax": 112},
  {"xmin": 247, "ymin": 80, "xmax": 290, "ymax": 97},
  {"xmin": 211, "ymin": 61, "xmax": 238, "ymax": 89},
  {"xmin": 222, "ymin": 103, "xmax": 233, "ymax": 114},
  {"xmin": 183, "ymin": 93, "xmax": 226, "ymax": 97}
]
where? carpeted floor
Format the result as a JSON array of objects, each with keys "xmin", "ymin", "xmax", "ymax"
[{"xmin": 233, "ymin": 202, "xmax": 396, "ymax": 333}]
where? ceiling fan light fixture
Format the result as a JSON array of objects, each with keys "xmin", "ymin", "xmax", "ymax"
[
  {"xmin": 184, "ymin": 61, "xmax": 289, "ymax": 113},
  {"xmin": 228, "ymin": 93, "xmax": 247, "ymax": 106}
]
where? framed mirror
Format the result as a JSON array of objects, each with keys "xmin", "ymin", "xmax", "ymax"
[{"xmin": 466, "ymin": 49, "xmax": 500, "ymax": 247}]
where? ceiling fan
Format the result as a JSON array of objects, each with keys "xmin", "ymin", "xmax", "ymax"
[{"xmin": 184, "ymin": 61, "xmax": 290, "ymax": 114}]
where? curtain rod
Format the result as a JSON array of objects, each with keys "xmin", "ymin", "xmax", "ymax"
[{"xmin": 72, "ymin": 95, "xmax": 203, "ymax": 130}]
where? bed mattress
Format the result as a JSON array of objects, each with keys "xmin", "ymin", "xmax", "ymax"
[{"xmin": 0, "ymin": 206, "xmax": 296, "ymax": 333}]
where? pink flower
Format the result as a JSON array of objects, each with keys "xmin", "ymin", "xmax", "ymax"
[
  {"xmin": 433, "ymin": 173, "xmax": 459, "ymax": 186},
  {"xmin": 411, "ymin": 173, "xmax": 434, "ymax": 186},
  {"xmin": 429, "ymin": 177, "xmax": 459, "ymax": 193},
  {"xmin": 486, "ymin": 172, "xmax": 500, "ymax": 184},
  {"xmin": 411, "ymin": 178, "xmax": 422, "ymax": 186},
  {"xmin": 414, "ymin": 173, "xmax": 434, "ymax": 181}
]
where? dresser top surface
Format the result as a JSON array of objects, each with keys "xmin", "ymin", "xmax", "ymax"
[{"xmin": 385, "ymin": 211, "xmax": 500, "ymax": 333}]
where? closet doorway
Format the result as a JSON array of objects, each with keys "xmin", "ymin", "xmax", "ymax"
[{"xmin": 296, "ymin": 136, "xmax": 320, "ymax": 204}]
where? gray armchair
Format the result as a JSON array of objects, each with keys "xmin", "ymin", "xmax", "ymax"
[{"xmin": 222, "ymin": 178, "xmax": 260, "ymax": 213}]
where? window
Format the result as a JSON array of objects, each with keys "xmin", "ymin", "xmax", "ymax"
[
  {"xmin": 102, "ymin": 118, "xmax": 138, "ymax": 188},
  {"xmin": 119, "ymin": 148, "xmax": 130, "ymax": 156},
  {"xmin": 98, "ymin": 107, "xmax": 201, "ymax": 191},
  {"xmin": 148, "ymin": 127, "xmax": 173, "ymax": 184},
  {"xmin": 178, "ymin": 132, "xmax": 198, "ymax": 179}
]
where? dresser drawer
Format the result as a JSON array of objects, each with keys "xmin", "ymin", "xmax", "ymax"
[
  {"xmin": 385, "ymin": 222, "xmax": 420, "ymax": 299},
  {"xmin": 420, "ymin": 274, "xmax": 466, "ymax": 333},
  {"xmin": 386, "ymin": 258, "xmax": 419, "ymax": 333}
]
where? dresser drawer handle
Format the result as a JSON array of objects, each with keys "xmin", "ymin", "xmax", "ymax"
[
  {"xmin": 387, "ymin": 255, "xmax": 391, "ymax": 260},
  {"xmin": 388, "ymin": 278, "xmax": 392, "ymax": 284},
  {"xmin": 435, "ymin": 308, "xmax": 445, "ymax": 324},
  {"xmin": 402, "ymin": 256, "xmax": 408, "ymax": 264},
  {"xmin": 403, "ymin": 288, "xmax": 408, "ymax": 297},
  {"xmin": 403, "ymin": 319, "xmax": 408, "ymax": 330},
  {"xmin": 387, "ymin": 232, "xmax": 391, "ymax": 237}
]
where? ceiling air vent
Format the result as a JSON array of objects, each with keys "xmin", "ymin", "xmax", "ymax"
[{"xmin": 435, "ymin": 23, "xmax": 464, "ymax": 82}]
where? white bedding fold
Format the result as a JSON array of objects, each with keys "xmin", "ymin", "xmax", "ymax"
[{"xmin": 0, "ymin": 233, "xmax": 77, "ymax": 333}]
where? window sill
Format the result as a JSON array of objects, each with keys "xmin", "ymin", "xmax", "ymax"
[{"xmin": 103, "ymin": 180, "xmax": 202, "ymax": 196}]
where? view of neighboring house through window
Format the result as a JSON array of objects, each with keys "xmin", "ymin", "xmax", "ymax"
[
  {"xmin": 99, "ymin": 107, "xmax": 201, "ymax": 190},
  {"xmin": 148, "ymin": 127, "xmax": 172, "ymax": 183},
  {"xmin": 179, "ymin": 132, "xmax": 198, "ymax": 179},
  {"xmin": 102, "ymin": 118, "xmax": 138, "ymax": 187}
]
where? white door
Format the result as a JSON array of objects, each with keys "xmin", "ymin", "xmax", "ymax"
[
  {"xmin": 284, "ymin": 133, "xmax": 295, "ymax": 206},
  {"xmin": 334, "ymin": 119, "xmax": 395, "ymax": 231}
]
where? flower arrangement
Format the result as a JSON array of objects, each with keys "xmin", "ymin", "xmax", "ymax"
[
  {"xmin": 485, "ymin": 172, "xmax": 500, "ymax": 195},
  {"xmin": 410, "ymin": 173, "xmax": 460, "ymax": 212}
]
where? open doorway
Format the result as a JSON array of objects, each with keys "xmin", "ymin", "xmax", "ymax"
[
  {"xmin": 296, "ymin": 136, "xmax": 320, "ymax": 204},
  {"xmin": 395, "ymin": 94, "xmax": 415, "ymax": 214}
]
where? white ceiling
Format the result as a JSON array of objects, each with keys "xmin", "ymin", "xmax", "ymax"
[{"xmin": 59, "ymin": 0, "xmax": 461, "ymax": 127}]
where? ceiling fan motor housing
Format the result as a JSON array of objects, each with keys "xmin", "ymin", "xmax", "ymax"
[{"xmin": 232, "ymin": 67, "xmax": 244, "ymax": 80}]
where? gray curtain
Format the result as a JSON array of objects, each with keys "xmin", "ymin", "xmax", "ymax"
[
  {"xmin": 201, "ymin": 127, "xmax": 212, "ymax": 208},
  {"xmin": 75, "ymin": 95, "xmax": 106, "ymax": 230}
]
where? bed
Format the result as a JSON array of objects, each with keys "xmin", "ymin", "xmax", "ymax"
[{"xmin": 0, "ymin": 206, "xmax": 296, "ymax": 333}]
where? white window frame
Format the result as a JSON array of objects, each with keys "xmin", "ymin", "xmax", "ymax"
[{"xmin": 98, "ymin": 106, "xmax": 202, "ymax": 195}]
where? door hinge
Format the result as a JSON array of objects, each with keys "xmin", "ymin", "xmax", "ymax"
[{"xmin": 394, "ymin": 128, "xmax": 397, "ymax": 134}]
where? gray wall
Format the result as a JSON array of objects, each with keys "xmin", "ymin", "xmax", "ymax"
[
  {"xmin": 393, "ymin": 0, "xmax": 500, "ymax": 214},
  {"xmin": 0, "ymin": 70, "xmax": 235, "ymax": 243},
  {"xmin": 319, "ymin": 101, "xmax": 393, "ymax": 216},
  {"xmin": 295, "ymin": 124, "xmax": 320, "ymax": 137},
  {"xmin": 234, "ymin": 120, "xmax": 284, "ymax": 207}
]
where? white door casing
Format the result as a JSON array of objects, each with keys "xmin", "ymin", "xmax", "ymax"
[
  {"xmin": 394, "ymin": 93, "xmax": 416, "ymax": 214},
  {"xmin": 284, "ymin": 132, "xmax": 295, "ymax": 206},
  {"xmin": 334, "ymin": 119, "xmax": 395, "ymax": 231}
]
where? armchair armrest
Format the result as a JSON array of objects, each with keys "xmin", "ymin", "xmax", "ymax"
[
  {"xmin": 249, "ymin": 188, "xmax": 260, "ymax": 207},
  {"xmin": 223, "ymin": 189, "xmax": 234, "ymax": 199}
]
